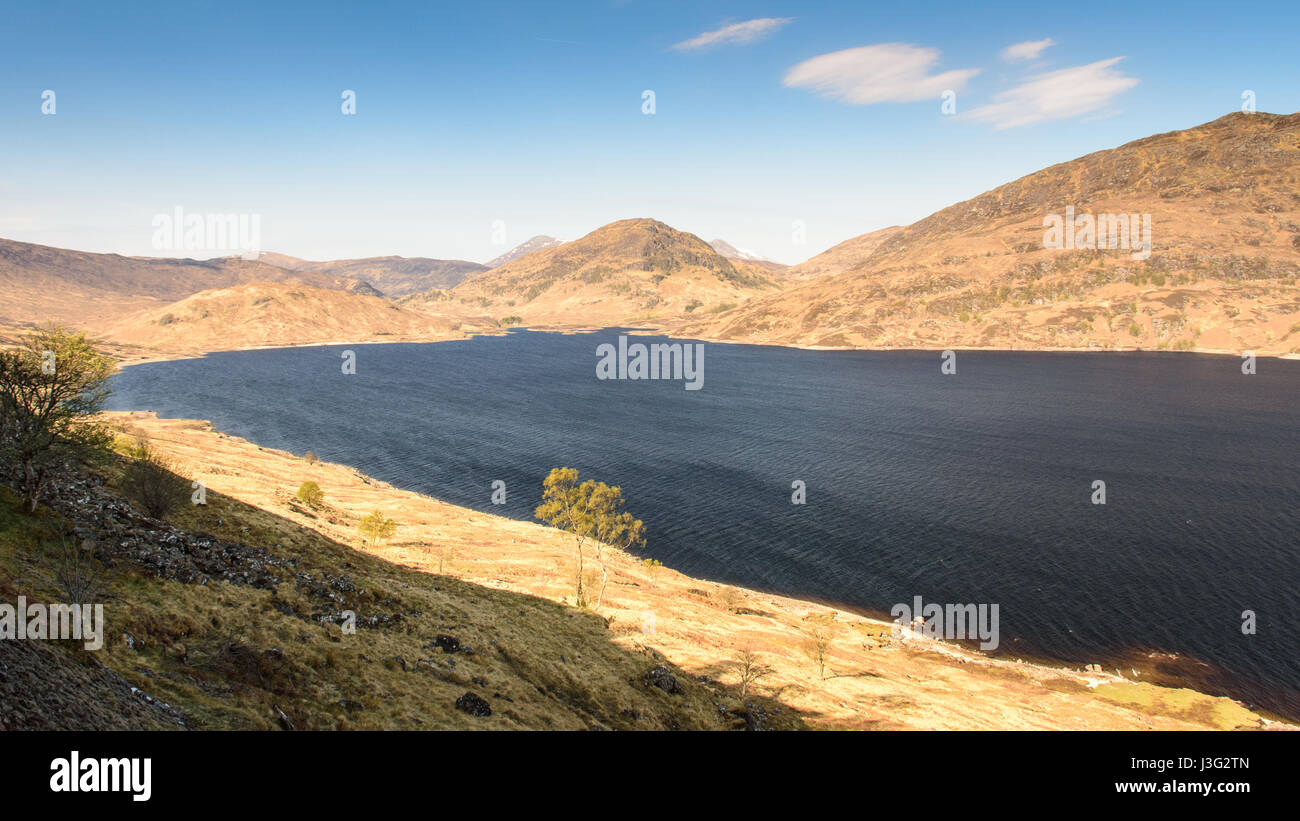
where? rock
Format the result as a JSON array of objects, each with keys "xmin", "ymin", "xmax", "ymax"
[
  {"xmin": 731, "ymin": 702, "xmax": 770, "ymax": 731},
  {"xmin": 430, "ymin": 634, "xmax": 460, "ymax": 653},
  {"xmin": 455, "ymin": 691, "xmax": 491, "ymax": 717},
  {"xmin": 644, "ymin": 665, "xmax": 683, "ymax": 695}
]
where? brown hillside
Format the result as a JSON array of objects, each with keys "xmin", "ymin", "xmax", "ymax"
[
  {"xmin": 682, "ymin": 112, "xmax": 1300, "ymax": 355},
  {"xmin": 101, "ymin": 281, "xmax": 466, "ymax": 357},
  {"xmin": 785, "ymin": 226, "xmax": 903, "ymax": 280}
]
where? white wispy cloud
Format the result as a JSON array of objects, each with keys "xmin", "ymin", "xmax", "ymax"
[
  {"xmin": 782, "ymin": 43, "xmax": 980, "ymax": 104},
  {"xmin": 672, "ymin": 18, "xmax": 793, "ymax": 51},
  {"xmin": 960, "ymin": 57, "xmax": 1138, "ymax": 129},
  {"xmin": 1000, "ymin": 38, "xmax": 1055, "ymax": 62}
]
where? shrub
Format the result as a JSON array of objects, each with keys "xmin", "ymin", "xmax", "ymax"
[
  {"xmin": 296, "ymin": 481, "xmax": 324, "ymax": 507},
  {"xmin": 122, "ymin": 441, "xmax": 189, "ymax": 520},
  {"xmin": 357, "ymin": 510, "xmax": 396, "ymax": 545},
  {"xmin": 303, "ymin": 451, "xmax": 319, "ymax": 465},
  {"xmin": 0, "ymin": 326, "xmax": 115, "ymax": 514}
]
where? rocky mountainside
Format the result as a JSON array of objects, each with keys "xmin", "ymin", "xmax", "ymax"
[{"xmin": 681, "ymin": 112, "xmax": 1300, "ymax": 355}]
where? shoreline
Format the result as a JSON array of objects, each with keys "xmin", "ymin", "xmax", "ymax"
[
  {"xmin": 99, "ymin": 409, "xmax": 1296, "ymax": 729},
  {"xmin": 108, "ymin": 324, "xmax": 1300, "ymax": 368}
]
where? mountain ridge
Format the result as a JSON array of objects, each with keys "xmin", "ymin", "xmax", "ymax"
[
  {"xmin": 252, "ymin": 252, "xmax": 488, "ymax": 296},
  {"xmin": 680, "ymin": 111, "xmax": 1300, "ymax": 356},
  {"xmin": 444, "ymin": 218, "xmax": 783, "ymax": 326}
]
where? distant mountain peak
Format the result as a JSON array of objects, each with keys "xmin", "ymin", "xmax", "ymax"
[
  {"xmin": 486, "ymin": 235, "xmax": 564, "ymax": 268},
  {"xmin": 709, "ymin": 238, "xmax": 771, "ymax": 263}
]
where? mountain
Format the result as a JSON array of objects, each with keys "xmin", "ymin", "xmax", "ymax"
[
  {"xmin": 0, "ymin": 238, "xmax": 375, "ymax": 329},
  {"xmin": 101, "ymin": 281, "xmax": 465, "ymax": 357},
  {"xmin": 253, "ymin": 253, "xmax": 488, "ymax": 297},
  {"xmin": 446, "ymin": 218, "xmax": 783, "ymax": 326},
  {"xmin": 681, "ymin": 112, "xmax": 1300, "ymax": 356},
  {"xmin": 486, "ymin": 235, "xmax": 565, "ymax": 268}
]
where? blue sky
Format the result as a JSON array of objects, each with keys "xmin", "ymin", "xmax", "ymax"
[{"xmin": 2, "ymin": 0, "xmax": 1296, "ymax": 265}]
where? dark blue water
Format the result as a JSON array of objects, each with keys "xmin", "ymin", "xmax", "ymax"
[{"xmin": 108, "ymin": 330, "xmax": 1300, "ymax": 719}]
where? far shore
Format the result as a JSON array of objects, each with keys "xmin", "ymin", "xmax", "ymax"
[{"xmin": 108, "ymin": 324, "xmax": 1300, "ymax": 368}]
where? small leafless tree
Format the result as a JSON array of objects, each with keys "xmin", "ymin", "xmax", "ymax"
[
  {"xmin": 802, "ymin": 619, "xmax": 833, "ymax": 679},
  {"xmin": 735, "ymin": 647, "xmax": 774, "ymax": 700},
  {"xmin": 49, "ymin": 531, "xmax": 102, "ymax": 606}
]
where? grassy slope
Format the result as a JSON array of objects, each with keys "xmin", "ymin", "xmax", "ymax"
[{"xmin": 0, "ymin": 448, "xmax": 789, "ymax": 731}]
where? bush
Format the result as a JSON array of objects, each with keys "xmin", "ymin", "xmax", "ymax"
[
  {"xmin": 122, "ymin": 441, "xmax": 189, "ymax": 520},
  {"xmin": 0, "ymin": 326, "xmax": 115, "ymax": 514},
  {"xmin": 303, "ymin": 451, "xmax": 319, "ymax": 465},
  {"xmin": 357, "ymin": 510, "xmax": 396, "ymax": 545},
  {"xmin": 296, "ymin": 481, "xmax": 324, "ymax": 507}
]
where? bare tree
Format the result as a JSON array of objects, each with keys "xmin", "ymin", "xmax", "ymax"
[
  {"xmin": 48, "ymin": 530, "xmax": 102, "ymax": 606},
  {"xmin": 734, "ymin": 647, "xmax": 774, "ymax": 700},
  {"xmin": 801, "ymin": 617, "xmax": 834, "ymax": 679}
]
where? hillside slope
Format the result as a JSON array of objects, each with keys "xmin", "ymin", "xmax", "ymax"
[
  {"xmin": 682, "ymin": 112, "xmax": 1300, "ymax": 355},
  {"xmin": 446, "ymin": 218, "xmax": 784, "ymax": 326},
  {"xmin": 101, "ymin": 281, "xmax": 468, "ymax": 357},
  {"xmin": 0, "ymin": 446, "xmax": 773, "ymax": 730},
  {"xmin": 784, "ymin": 226, "xmax": 903, "ymax": 280}
]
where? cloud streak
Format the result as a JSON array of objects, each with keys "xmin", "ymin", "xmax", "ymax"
[
  {"xmin": 960, "ymin": 57, "xmax": 1138, "ymax": 129},
  {"xmin": 672, "ymin": 18, "xmax": 792, "ymax": 51},
  {"xmin": 1000, "ymin": 38, "xmax": 1055, "ymax": 62},
  {"xmin": 783, "ymin": 43, "xmax": 980, "ymax": 104}
]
